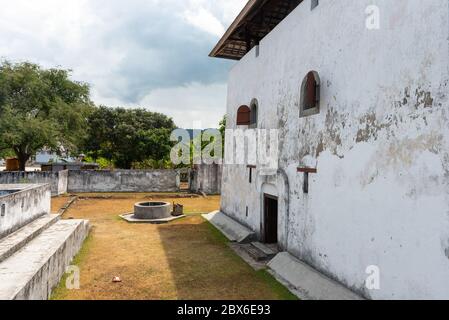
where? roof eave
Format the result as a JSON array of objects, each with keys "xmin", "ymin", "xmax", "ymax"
[{"xmin": 209, "ymin": 0, "xmax": 261, "ymax": 60}]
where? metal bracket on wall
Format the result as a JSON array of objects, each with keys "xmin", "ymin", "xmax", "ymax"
[{"xmin": 297, "ymin": 167, "xmax": 317, "ymax": 194}]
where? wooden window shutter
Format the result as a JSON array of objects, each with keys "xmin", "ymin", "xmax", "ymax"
[
  {"xmin": 237, "ymin": 105, "xmax": 251, "ymax": 125},
  {"xmin": 304, "ymin": 71, "xmax": 317, "ymax": 110}
]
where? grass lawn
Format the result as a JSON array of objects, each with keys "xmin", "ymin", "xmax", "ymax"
[{"xmin": 50, "ymin": 194, "xmax": 296, "ymax": 300}]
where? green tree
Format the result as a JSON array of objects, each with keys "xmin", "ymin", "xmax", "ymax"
[
  {"xmin": 0, "ymin": 147, "xmax": 13, "ymax": 159},
  {"xmin": 0, "ymin": 61, "xmax": 93, "ymax": 170},
  {"xmin": 219, "ymin": 115, "xmax": 226, "ymax": 137},
  {"xmin": 219, "ymin": 115, "xmax": 226, "ymax": 155},
  {"xmin": 84, "ymin": 107, "xmax": 176, "ymax": 169}
]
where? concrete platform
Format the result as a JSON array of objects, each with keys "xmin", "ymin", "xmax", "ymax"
[
  {"xmin": 228, "ymin": 243, "xmax": 268, "ymax": 271},
  {"xmin": 202, "ymin": 211, "xmax": 256, "ymax": 243},
  {"xmin": 267, "ymin": 252, "xmax": 363, "ymax": 300},
  {"xmin": 120, "ymin": 213, "xmax": 186, "ymax": 224},
  {"xmin": 251, "ymin": 242, "xmax": 279, "ymax": 258},
  {"xmin": 0, "ymin": 219, "xmax": 90, "ymax": 300},
  {"xmin": 0, "ymin": 214, "xmax": 60, "ymax": 263}
]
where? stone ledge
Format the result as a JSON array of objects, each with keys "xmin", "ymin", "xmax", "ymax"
[
  {"xmin": 0, "ymin": 219, "xmax": 90, "ymax": 300},
  {"xmin": 0, "ymin": 214, "xmax": 60, "ymax": 263},
  {"xmin": 202, "ymin": 211, "xmax": 256, "ymax": 243},
  {"xmin": 119, "ymin": 213, "xmax": 186, "ymax": 224},
  {"xmin": 267, "ymin": 252, "xmax": 363, "ymax": 300}
]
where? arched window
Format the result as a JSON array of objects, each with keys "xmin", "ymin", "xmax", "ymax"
[
  {"xmin": 300, "ymin": 71, "xmax": 320, "ymax": 117},
  {"xmin": 250, "ymin": 99, "xmax": 258, "ymax": 128},
  {"xmin": 236, "ymin": 105, "xmax": 251, "ymax": 125}
]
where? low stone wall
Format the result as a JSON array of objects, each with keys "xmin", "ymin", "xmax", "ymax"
[
  {"xmin": 0, "ymin": 184, "xmax": 51, "ymax": 239},
  {"xmin": 12, "ymin": 220, "xmax": 90, "ymax": 300},
  {"xmin": 57, "ymin": 170, "xmax": 68, "ymax": 195},
  {"xmin": 0, "ymin": 171, "xmax": 68, "ymax": 196},
  {"xmin": 190, "ymin": 164, "xmax": 222, "ymax": 195},
  {"xmin": 67, "ymin": 170, "xmax": 180, "ymax": 193},
  {"xmin": 0, "ymin": 167, "xmax": 221, "ymax": 195}
]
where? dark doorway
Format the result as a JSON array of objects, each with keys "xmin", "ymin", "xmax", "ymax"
[
  {"xmin": 263, "ymin": 194, "xmax": 278, "ymax": 244},
  {"xmin": 179, "ymin": 170, "xmax": 190, "ymax": 191}
]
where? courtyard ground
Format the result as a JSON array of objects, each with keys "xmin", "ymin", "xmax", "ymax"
[{"xmin": 50, "ymin": 193, "xmax": 296, "ymax": 300}]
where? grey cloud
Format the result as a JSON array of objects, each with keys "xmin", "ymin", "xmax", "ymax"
[{"xmin": 86, "ymin": 0, "xmax": 233, "ymax": 103}]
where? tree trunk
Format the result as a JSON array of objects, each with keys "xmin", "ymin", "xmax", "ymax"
[{"xmin": 17, "ymin": 153, "xmax": 29, "ymax": 172}]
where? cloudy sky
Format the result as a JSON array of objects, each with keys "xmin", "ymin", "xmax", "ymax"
[{"xmin": 0, "ymin": 0, "xmax": 246, "ymax": 128}]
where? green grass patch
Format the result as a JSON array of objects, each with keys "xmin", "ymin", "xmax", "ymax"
[
  {"xmin": 50, "ymin": 233, "xmax": 93, "ymax": 300},
  {"xmin": 255, "ymin": 270, "xmax": 298, "ymax": 300},
  {"xmin": 183, "ymin": 211, "xmax": 206, "ymax": 216},
  {"xmin": 203, "ymin": 219, "xmax": 298, "ymax": 300},
  {"xmin": 203, "ymin": 219, "xmax": 229, "ymax": 245}
]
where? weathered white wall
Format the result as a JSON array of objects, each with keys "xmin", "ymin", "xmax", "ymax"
[
  {"xmin": 190, "ymin": 164, "xmax": 223, "ymax": 194},
  {"xmin": 57, "ymin": 170, "xmax": 68, "ymax": 195},
  {"xmin": 0, "ymin": 184, "xmax": 51, "ymax": 239},
  {"xmin": 0, "ymin": 171, "xmax": 68, "ymax": 196},
  {"xmin": 221, "ymin": 0, "xmax": 449, "ymax": 299},
  {"xmin": 67, "ymin": 170, "xmax": 180, "ymax": 193}
]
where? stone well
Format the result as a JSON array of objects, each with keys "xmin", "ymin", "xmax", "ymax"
[
  {"xmin": 133, "ymin": 202, "xmax": 172, "ymax": 220},
  {"xmin": 120, "ymin": 201, "xmax": 185, "ymax": 224}
]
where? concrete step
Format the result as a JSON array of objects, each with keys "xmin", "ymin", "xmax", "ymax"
[
  {"xmin": 228, "ymin": 243, "xmax": 268, "ymax": 271},
  {"xmin": 268, "ymin": 252, "xmax": 363, "ymax": 300},
  {"xmin": 0, "ymin": 214, "xmax": 60, "ymax": 263},
  {"xmin": 243, "ymin": 244, "xmax": 269, "ymax": 262},
  {"xmin": 0, "ymin": 219, "xmax": 90, "ymax": 300},
  {"xmin": 202, "ymin": 211, "xmax": 256, "ymax": 243},
  {"xmin": 251, "ymin": 242, "xmax": 279, "ymax": 258},
  {"xmin": 239, "ymin": 242, "xmax": 279, "ymax": 262}
]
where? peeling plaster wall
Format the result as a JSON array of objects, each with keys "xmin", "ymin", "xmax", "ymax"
[
  {"xmin": 221, "ymin": 0, "xmax": 449, "ymax": 299},
  {"xmin": 0, "ymin": 184, "xmax": 51, "ymax": 239},
  {"xmin": 67, "ymin": 170, "xmax": 180, "ymax": 193}
]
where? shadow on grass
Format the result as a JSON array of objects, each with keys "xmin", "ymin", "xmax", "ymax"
[
  {"xmin": 49, "ymin": 194, "xmax": 296, "ymax": 300},
  {"xmin": 156, "ymin": 216, "xmax": 297, "ymax": 300}
]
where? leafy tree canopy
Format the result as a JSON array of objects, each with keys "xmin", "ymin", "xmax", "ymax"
[
  {"xmin": 0, "ymin": 61, "xmax": 93, "ymax": 170},
  {"xmin": 83, "ymin": 106, "xmax": 176, "ymax": 169},
  {"xmin": 219, "ymin": 115, "xmax": 226, "ymax": 137}
]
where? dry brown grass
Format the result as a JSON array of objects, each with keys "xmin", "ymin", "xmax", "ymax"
[
  {"xmin": 50, "ymin": 194, "xmax": 295, "ymax": 300},
  {"xmin": 51, "ymin": 196, "xmax": 71, "ymax": 214}
]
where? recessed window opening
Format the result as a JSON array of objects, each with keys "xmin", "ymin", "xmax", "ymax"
[
  {"xmin": 248, "ymin": 165, "xmax": 256, "ymax": 183},
  {"xmin": 249, "ymin": 99, "xmax": 258, "ymax": 128},
  {"xmin": 303, "ymin": 173, "xmax": 309, "ymax": 194},
  {"xmin": 300, "ymin": 71, "xmax": 321, "ymax": 118},
  {"xmin": 249, "ymin": 167, "xmax": 253, "ymax": 183}
]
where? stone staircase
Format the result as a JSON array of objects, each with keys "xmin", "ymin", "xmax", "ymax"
[
  {"xmin": 0, "ymin": 214, "xmax": 89, "ymax": 300},
  {"xmin": 228, "ymin": 241, "xmax": 280, "ymax": 271},
  {"xmin": 245, "ymin": 242, "xmax": 279, "ymax": 261},
  {"xmin": 234, "ymin": 241, "xmax": 279, "ymax": 263}
]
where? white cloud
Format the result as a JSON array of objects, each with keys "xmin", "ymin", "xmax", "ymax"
[
  {"xmin": 140, "ymin": 82, "xmax": 228, "ymax": 128},
  {"xmin": 0, "ymin": 0, "xmax": 246, "ymax": 128},
  {"xmin": 181, "ymin": 0, "xmax": 246, "ymax": 37},
  {"xmin": 95, "ymin": 82, "xmax": 227, "ymax": 129},
  {"xmin": 183, "ymin": 8, "xmax": 225, "ymax": 37}
]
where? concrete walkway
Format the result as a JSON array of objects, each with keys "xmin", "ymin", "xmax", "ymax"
[
  {"xmin": 202, "ymin": 211, "xmax": 255, "ymax": 243},
  {"xmin": 203, "ymin": 210, "xmax": 363, "ymax": 300},
  {"xmin": 0, "ymin": 218, "xmax": 89, "ymax": 300},
  {"xmin": 268, "ymin": 252, "xmax": 363, "ymax": 300}
]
